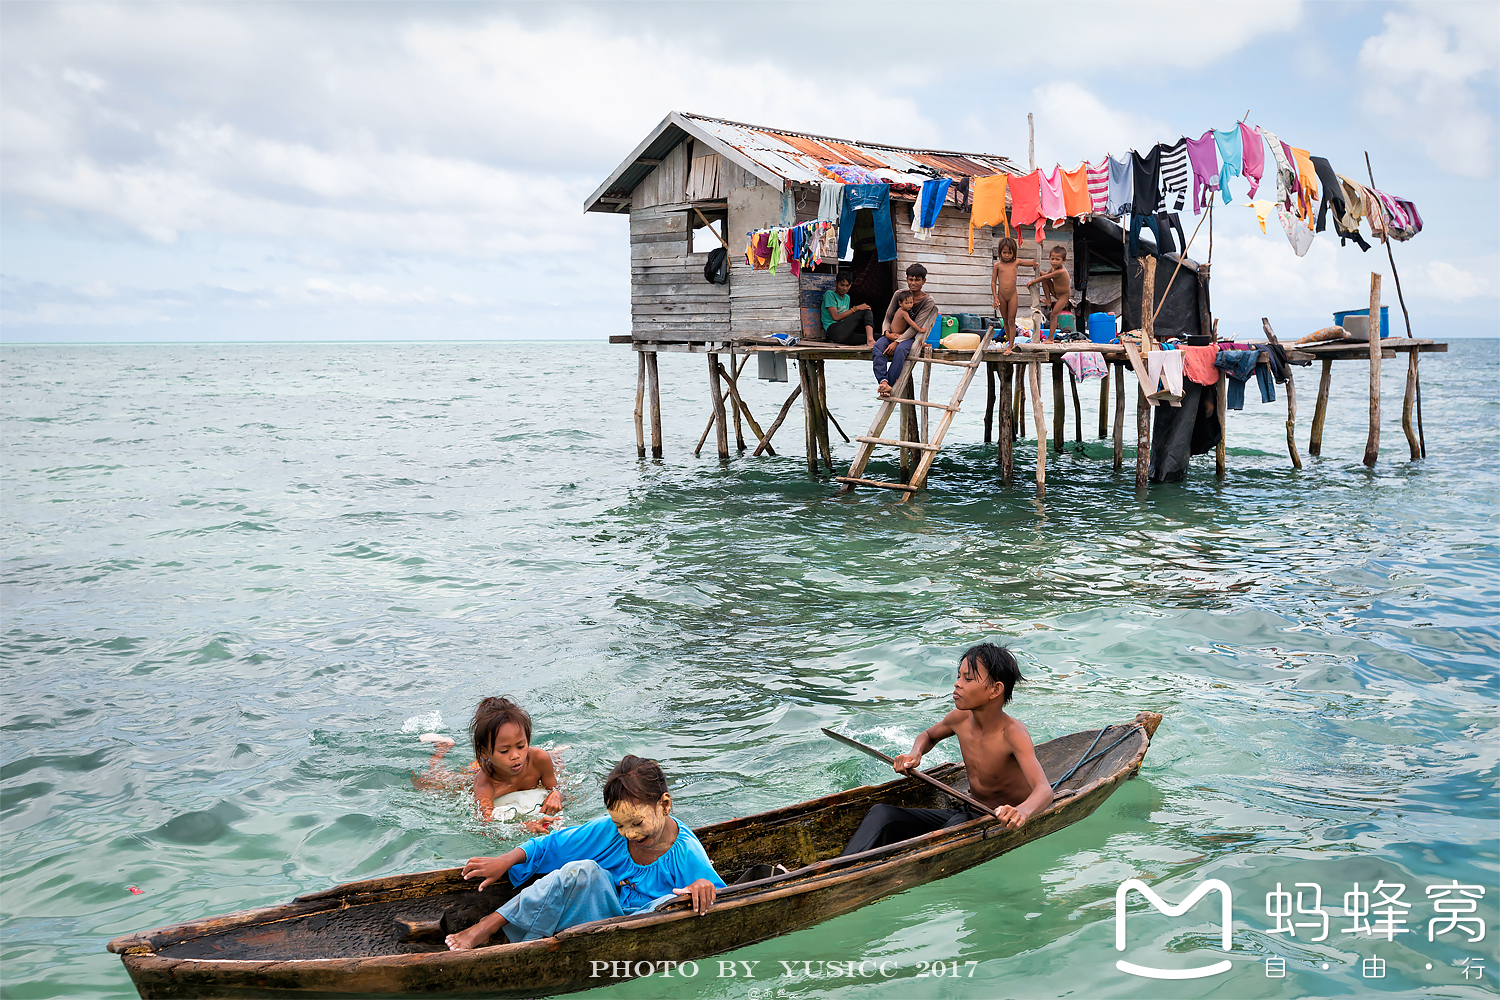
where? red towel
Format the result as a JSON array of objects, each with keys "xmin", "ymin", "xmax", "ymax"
[{"xmin": 1180, "ymin": 344, "xmax": 1222, "ymax": 386}]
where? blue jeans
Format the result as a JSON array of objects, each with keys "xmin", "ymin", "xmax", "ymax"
[
  {"xmin": 872, "ymin": 336, "xmax": 913, "ymax": 388},
  {"xmin": 837, "ymin": 184, "xmax": 897, "ymax": 262},
  {"xmin": 498, "ymin": 860, "xmax": 674, "ymax": 943}
]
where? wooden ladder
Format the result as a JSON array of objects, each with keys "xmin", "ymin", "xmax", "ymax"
[{"xmin": 835, "ymin": 330, "xmax": 994, "ymax": 501}]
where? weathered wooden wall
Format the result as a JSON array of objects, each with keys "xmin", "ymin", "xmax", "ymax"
[{"xmin": 629, "ymin": 206, "xmax": 729, "ymax": 339}]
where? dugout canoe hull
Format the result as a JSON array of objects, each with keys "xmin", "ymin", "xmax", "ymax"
[{"xmin": 108, "ymin": 712, "xmax": 1162, "ymax": 998}]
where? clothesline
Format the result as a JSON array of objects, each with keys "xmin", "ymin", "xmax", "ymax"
[{"xmin": 743, "ymin": 220, "xmax": 836, "ymax": 276}]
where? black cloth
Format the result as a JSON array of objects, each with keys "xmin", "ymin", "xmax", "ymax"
[
  {"xmin": 839, "ymin": 804, "xmax": 980, "ymax": 857},
  {"xmin": 1148, "ymin": 380, "xmax": 1222, "ymax": 483},
  {"xmin": 1132, "ymin": 147, "xmax": 1162, "ymax": 216},
  {"xmin": 1311, "ymin": 155, "xmax": 1371, "ymax": 251},
  {"xmin": 823, "ymin": 307, "xmax": 874, "ymax": 345}
]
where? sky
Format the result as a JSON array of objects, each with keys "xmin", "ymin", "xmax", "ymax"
[{"xmin": 1, "ymin": 0, "xmax": 1496, "ymax": 343}]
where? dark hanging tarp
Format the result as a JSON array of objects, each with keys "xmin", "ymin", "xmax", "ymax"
[{"xmin": 1072, "ymin": 217, "xmax": 1210, "ymax": 342}]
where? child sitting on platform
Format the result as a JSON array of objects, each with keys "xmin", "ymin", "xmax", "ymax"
[
  {"xmin": 445, "ymin": 756, "xmax": 725, "ymax": 949},
  {"xmin": 416, "ymin": 697, "xmax": 563, "ymax": 832},
  {"xmin": 1025, "ymin": 246, "xmax": 1072, "ymax": 337},
  {"xmin": 839, "ymin": 643, "xmax": 1053, "ymax": 856}
]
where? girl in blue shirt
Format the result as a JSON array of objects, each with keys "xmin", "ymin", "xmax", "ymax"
[{"xmin": 446, "ymin": 756, "xmax": 725, "ymax": 950}]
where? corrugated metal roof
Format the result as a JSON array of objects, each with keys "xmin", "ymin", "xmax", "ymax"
[{"xmin": 585, "ymin": 111, "xmax": 1019, "ymax": 213}]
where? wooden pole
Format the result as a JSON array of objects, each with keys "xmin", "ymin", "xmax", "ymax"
[
  {"xmin": 797, "ymin": 358, "xmax": 817, "ymax": 474},
  {"xmin": 1029, "ymin": 360, "xmax": 1046, "ymax": 494},
  {"xmin": 1136, "ymin": 376, "xmax": 1150, "ymax": 490},
  {"xmin": 1098, "ymin": 375, "xmax": 1109, "ymax": 439},
  {"xmin": 1015, "ymin": 369, "xmax": 1026, "ymax": 438},
  {"xmin": 646, "ymin": 350, "xmax": 663, "ymax": 459},
  {"xmin": 814, "ymin": 360, "xmax": 834, "ymax": 470},
  {"xmin": 708, "ymin": 352, "xmax": 730, "ymax": 461},
  {"xmin": 726, "ymin": 358, "xmax": 745, "ymax": 452},
  {"xmin": 984, "ymin": 361, "xmax": 996, "ymax": 444},
  {"xmin": 1402, "ymin": 349, "xmax": 1420, "ymax": 461},
  {"xmin": 1363, "ymin": 272, "xmax": 1382, "ymax": 468},
  {"xmin": 1215, "ymin": 373, "xmax": 1228, "ymax": 477},
  {"xmin": 919, "ymin": 346, "xmax": 933, "ymax": 445},
  {"xmin": 1416, "ymin": 370, "xmax": 1427, "ymax": 458},
  {"xmin": 634, "ymin": 351, "xmax": 647, "ymax": 459},
  {"xmin": 1112, "ymin": 362, "xmax": 1125, "ymax": 472},
  {"xmin": 752, "ymin": 384, "xmax": 801, "ymax": 456},
  {"xmin": 1051, "ymin": 361, "xmax": 1064, "ymax": 454},
  {"xmin": 1141, "ymin": 256, "xmax": 1157, "ymax": 350},
  {"xmin": 1365, "ymin": 152, "xmax": 1414, "ymax": 340},
  {"xmin": 1309, "ymin": 358, "xmax": 1333, "ymax": 457},
  {"xmin": 1070, "ymin": 368, "xmax": 1083, "ymax": 445},
  {"xmin": 1262, "ymin": 319, "xmax": 1301, "ymax": 470},
  {"xmin": 999, "ymin": 361, "xmax": 1014, "ymax": 479},
  {"xmin": 718, "ymin": 360, "xmax": 773, "ymax": 457}
]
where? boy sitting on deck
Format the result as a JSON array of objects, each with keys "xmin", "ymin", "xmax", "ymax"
[
  {"xmin": 821, "ymin": 274, "xmax": 875, "ymax": 347},
  {"xmin": 839, "ymin": 643, "xmax": 1053, "ymax": 856},
  {"xmin": 873, "ymin": 263, "xmax": 938, "ymax": 398},
  {"xmin": 1025, "ymin": 246, "xmax": 1072, "ymax": 337}
]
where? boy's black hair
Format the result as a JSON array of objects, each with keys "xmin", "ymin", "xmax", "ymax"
[
  {"xmin": 894, "ymin": 289, "xmax": 914, "ymax": 304},
  {"xmin": 905, "ymin": 263, "xmax": 928, "ymax": 279},
  {"xmin": 834, "ymin": 273, "xmax": 851, "ymax": 285},
  {"xmin": 961, "ymin": 643, "xmax": 1023, "ymax": 704},
  {"xmin": 470, "ymin": 696, "xmax": 532, "ymax": 763},
  {"xmin": 603, "ymin": 755, "xmax": 669, "ymax": 808},
  {"xmin": 1049, "ymin": 246, "xmax": 1067, "ymax": 259}
]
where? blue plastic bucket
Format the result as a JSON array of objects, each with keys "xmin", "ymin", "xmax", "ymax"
[
  {"xmin": 1088, "ymin": 312, "xmax": 1118, "ymax": 344},
  {"xmin": 1332, "ymin": 307, "xmax": 1390, "ymax": 338}
]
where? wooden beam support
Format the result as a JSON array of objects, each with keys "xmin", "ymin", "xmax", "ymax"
[
  {"xmin": 1215, "ymin": 373, "xmax": 1228, "ymax": 477},
  {"xmin": 984, "ymin": 361, "xmax": 996, "ymax": 444},
  {"xmin": 1363, "ymin": 272, "xmax": 1382, "ymax": 468},
  {"xmin": 752, "ymin": 385, "xmax": 802, "ymax": 456},
  {"xmin": 1071, "ymin": 368, "xmax": 1083, "ymax": 445},
  {"xmin": 634, "ymin": 351, "xmax": 647, "ymax": 458},
  {"xmin": 1112, "ymin": 363, "xmax": 1125, "ymax": 472},
  {"xmin": 798, "ymin": 360, "xmax": 817, "ymax": 474},
  {"xmin": 1051, "ymin": 361, "xmax": 1064, "ymax": 454},
  {"xmin": 1402, "ymin": 349, "xmax": 1421, "ymax": 461},
  {"xmin": 646, "ymin": 351, "xmax": 663, "ymax": 459},
  {"xmin": 1136, "ymin": 375, "xmax": 1150, "ymax": 491},
  {"xmin": 708, "ymin": 352, "xmax": 730, "ymax": 462},
  {"xmin": 1309, "ymin": 358, "xmax": 1333, "ymax": 457},
  {"xmin": 1098, "ymin": 375, "xmax": 1109, "ymax": 440},
  {"xmin": 999, "ymin": 361, "xmax": 1014, "ymax": 480},
  {"xmin": 1030, "ymin": 360, "xmax": 1046, "ymax": 495}
]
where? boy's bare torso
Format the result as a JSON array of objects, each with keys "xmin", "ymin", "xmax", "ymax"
[{"xmin": 942, "ymin": 709, "xmax": 1037, "ymax": 809}]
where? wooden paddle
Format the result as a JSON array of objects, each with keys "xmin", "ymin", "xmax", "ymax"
[{"xmin": 821, "ymin": 729, "xmax": 996, "ymax": 818}]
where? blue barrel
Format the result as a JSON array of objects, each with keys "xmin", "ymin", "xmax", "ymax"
[{"xmin": 1089, "ymin": 312, "xmax": 1118, "ymax": 344}]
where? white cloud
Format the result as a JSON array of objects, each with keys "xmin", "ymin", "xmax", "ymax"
[
  {"xmin": 1424, "ymin": 261, "xmax": 1493, "ymax": 301},
  {"xmin": 1359, "ymin": 3, "xmax": 1499, "ymax": 177}
]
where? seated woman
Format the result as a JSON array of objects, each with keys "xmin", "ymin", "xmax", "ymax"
[{"xmin": 445, "ymin": 756, "xmax": 725, "ymax": 949}]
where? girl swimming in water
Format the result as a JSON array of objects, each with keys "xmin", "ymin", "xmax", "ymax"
[{"xmin": 416, "ymin": 697, "xmax": 562, "ymax": 832}]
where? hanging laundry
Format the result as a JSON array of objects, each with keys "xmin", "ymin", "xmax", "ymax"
[
  {"xmin": 1288, "ymin": 146, "xmax": 1319, "ymax": 223},
  {"xmin": 912, "ymin": 177, "xmax": 953, "ymax": 240},
  {"xmin": 968, "ymin": 174, "xmax": 1009, "ymax": 254},
  {"xmin": 952, "ymin": 176, "xmax": 972, "ymax": 210},
  {"xmin": 1214, "ymin": 349, "xmax": 1260, "ymax": 409},
  {"xmin": 1146, "ymin": 349, "xmax": 1185, "ymax": 402},
  {"xmin": 818, "ymin": 181, "xmax": 843, "ymax": 224},
  {"xmin": 1239, "ymin": 122, "xmax": 1265, "ymax": 198},
  {"xmin": 1086, "ymin": 159, "xmax": 1110, "ymax": 213},
  {"xmin": 1184, "ymin": 130, "xmax": 1220, "ymax": 213},
  {"xmin": 1374, "ymin": 192, "xmax": 1422, "ymax": 241},
  {"xmin": 1132, "ymin": 147, "xmax": 1163, "ymax": 216},
  {"xmin": 1009, "ymin": 170, "xmax": 1046, "ymax": 243},
  {"xmin": 1158, "ymin": 139, "xmax": 1189, "ymax": 212},
  {"xmin": 768, "ymin": 229, "xmax": 783, "ymax": 273},
  {"xmin": 1039, "ymin": 165, "xmax": 1067, "ymax": 222},
  {"xmin": 837, "ymin": 184, "xmax": 896, "ymax": 262},
  {"xmin": 1277, "ymin": 204, "xmax": 1314, "ymax": 257},
  {"xmin": 1063, "ymin": 351, "xmax": 1109, "ymax": 381},
  {"xmin": 1213, "ymin": 127, "xmax": 1242, "ymax": 203},
  {"xmin": 820, "ymin": 163, "xmax": 882, "ymax": 185},
  {"xmin": 1260, "ymin": 129, "xmax": 1299, "ymax": 210},
  {"xmin": 1311, "ymin": 156, "xmax": 1369, "ymax": 250},
  {"xmin": 1245, "ymin": 200, "xmax": 1278, "ymax": 234},
  {"xmin": 1179, "ymin": 344, "xmax": 1221, "ymax": 386},
  {"xmin": 1108, "ymin": 153, "xmax": 1134, "ymax": 216},
  {"xmin": 1060, "ymin": 164, "xmax": 1092, "ymax": 217}
]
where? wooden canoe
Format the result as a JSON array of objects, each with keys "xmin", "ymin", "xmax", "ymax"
[{"xmin": 108, "ymin": 712, "xmax": 1162, "ymax": 998}]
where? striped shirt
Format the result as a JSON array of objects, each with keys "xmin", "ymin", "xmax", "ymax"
[
  {"xmin": 1159, "ymin": 139, "xmax": 1189, "ymax": 212},
  {"xmin": 1086, "ymin": 160, "xmax": 1110, "ymax": 213}
]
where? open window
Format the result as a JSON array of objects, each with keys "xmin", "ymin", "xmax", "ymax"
[{"xmin": 690, "ymin": 209, "xmax": 728, "ymax": 255}]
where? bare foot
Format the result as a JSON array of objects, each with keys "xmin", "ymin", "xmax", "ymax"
[
  {"xmin": 419, "ymin": 734, "xmax": 456, "ymax": 747},
  {"xmin": 446, "ymin": 924, "xmax": 494, "ymax": 951},
  {"xmin": 876, "ymin": 380, "xmax": 891, "ymax": 398},
  {"xmin": 1001, "ymin": 345, "xmax": 1013, "ymax": 356}
]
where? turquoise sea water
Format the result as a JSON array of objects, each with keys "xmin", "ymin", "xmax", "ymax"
[{"xmin": 2, "ymin": 340, "xmax": 1496, "ymax": 1000}]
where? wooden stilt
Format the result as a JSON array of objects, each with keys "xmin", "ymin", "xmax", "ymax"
[
  {"xmin": 984, "ymin": 361, "xmax": 996, "ymax": 445},
  {"xmin": 727, "ymin": 357, "xmax": 745, "ymax": 452},
  {"xmin": 999, "ymin": 361, "xmax": 1014, "ymax": 479},
  {"xmin": 1029, "ymin": 360, "xmax": 1046, "ymax": 494},
  {"xmin": 798, "ymin": 359, "xmax": 817, "ymax": 474},
  {"xmin": 1051, "ymin": 361, "xmax": 1064, "ymax": 454},
  {"xmin": 634, "ymin": 351, "xmax": 647, "ymax": 459},
  {"xmin": 1215, "ymin": 374, "xmax": 1228, "ymax": 477},
  {"xmin": 752, "ymin": 384, "xmax": 801, "ymax": 456},
  {"xmin": 1363, "ymin": 272, "xmax": 1382, "ymax": 468},
  {"xmin": 1135, "ymin": 377, "xmax": 1150, "ymax": 491},
  {"xmin": 1098, "ymin": 375, "xmax": 1109, "ymax": 439},
  {"xmin": 646, "ymin": 351, "xmax": 663, "ymax": 459},
  {"xmin": 1262, "ymin": 319, "xmax": 1301, "ymax": 470},
  {"xmin": 919, "ymin": 346, "xmax": 933, "ymax": 445},
  {"xmin": 814, "ymin": 360, "xmax": 834, "ymax": 470},
  {"xmin": 1402, "ymin": 349, "xmax": 1420, "ymax": 461},
  {"xmin": 708, "ymin": 352, "xmax": 730, "ymax": 461},
  {"xmin": 1112, "ymin": 363, "xmax": 1125, "ymax": 472},
  {"xmin": 1309, "ymin": 358, "xmax": 1333, "ymax": 457},
  {"xmin": 718, "ymin": 360, "xmax": 773, "ymax": 457},
  {"xmin": 1070, "ymin": 368, "xmax": 1083, "ymax": 445},
  {"xmin": 1416, "ymin": 368, "xmax": 1426, "ymax": 458},
  {"xmin": 1015, "ymin": 374, "xmax": 1026, "ymax": 439}
]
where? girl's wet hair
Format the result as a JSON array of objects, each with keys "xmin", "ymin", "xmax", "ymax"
[
  {"xmin": 997, "ymin": 236, "xmax": 1018, "ymax": 258},
  {"xmin": 961, "ymin": 643, "xmax": 1024, "ymax": 704},
  {"xmin": 470, "ymin": 697, "xmax": 533, "ymax": 762},
  {"xmin": 603, "ymin": 755, "xmax": 669, "ymax": 808}
]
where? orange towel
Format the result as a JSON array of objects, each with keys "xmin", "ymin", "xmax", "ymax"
[
  {"xmin": 1289, "ymin": 147, "xmax": 1319, "ymax": 224},
  {"xmin": 1180, "ymin": 344, "xmax": 1222, "ymax": 386},
  {"xmin": 1060, "ymin": 164, "xmax": 1091, "ymax": 217},
  {"xmin": 968, "ymin": 174, "xmax": 1009, "ymax": 253}
]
